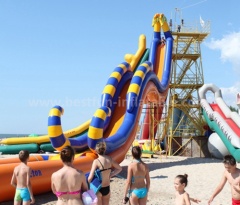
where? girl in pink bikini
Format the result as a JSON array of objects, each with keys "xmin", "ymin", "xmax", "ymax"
[{"xmin": 51, "ymin": 146, "xmax": 88, "ymax": 205}]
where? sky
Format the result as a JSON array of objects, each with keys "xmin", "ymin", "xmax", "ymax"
[{"xmin": 0, "ymin": 0, "xmax": 240, "ymax": 134}]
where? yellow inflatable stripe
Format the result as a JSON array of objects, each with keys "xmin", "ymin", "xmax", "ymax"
[
  {"xmin": 118, "ymin": 63, "xmax": 127, "ymax": 73},
  {"xmin": 128, "ymin": 84, "xmax": 140, "ymax": 94},
  {"xmin": 48, "ymin": 108, "xmax": 62, "ymax": 117},
  {"xmin": 49, "ymin": 151, "xmax": 83, "ymax": 160},
  {"xmin": 88, "ymin": 126, "xmax": 103, "ymax": 140},
  {"xmin": 130, "ymin": 35, "xmax": 146, "ymax": 71},
  {"xmin": 55, "ymin": 139, "xmax": 71, "ymax": 151},
  {"xmin": 154, "ymin": 23, "xmax": 161, "ymax": 32},
  {"xmin": 152, "ymin": 14, "xmax": 161, "ymax": 32},
  {"xmin": 162, "ymin": 23, "xmax": 170, "ymax": 32},
  {"xmin": 48, "ymin": 125, "xmax": 63, "ymax": 137},
  {"xmin": 138, "ymin": 34, "xmax": 146, "ymax": 50},
  {"xmin": 75, "ymin": 153, "xmax": 84, "ymax": 158},
  {"xmin": 160, "ymin": 15, "xmax": 167, "ymax": 25},
  {"xmin": 110, "ymin": 72, "xmax": 121, "ymax": 82},
  {"xmin": 94, "ymin": 109, "xmax": 108, "ymax": 120},
  {"xmin": 152, "ymin": 16, "xmax": 159, "ymax": 27},
  {"xmin": 102, "ymin": 85, "xmax": 116, "ymax": 97},
  {"xmin": 142, "ymin": 63, "xmax": 151, "ymax": 71},
  {"xmin": 49, "ymin": 155, "xmax": 61, "ymax": 160},
  {"xmin": 135, "ymin": 70, "xmax": 145, "ymax": 78}
]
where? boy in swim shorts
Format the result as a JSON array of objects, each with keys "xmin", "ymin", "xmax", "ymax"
[
  {"xmin": 208, "ymin": 155, "xmax": 240, "ymax": 205},
  {"xmin": 11, "ymin": 150, "xmax": 35, "ymax": 205}
]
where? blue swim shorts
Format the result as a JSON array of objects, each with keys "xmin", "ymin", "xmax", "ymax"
[
  {"xmin": 132, "ymin": 187, "xmax": 148, "ymax": 199},
  {"xmin": 14, "ymin": 187, "xmax": 31, "ymax": 202}
]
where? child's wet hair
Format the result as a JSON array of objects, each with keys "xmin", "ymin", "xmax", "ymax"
[
  {"xmin": 223, "ymin": 155, "xmax": 236, "ymax": 166},
  {"xmin": 95, "ymin": 142, "xmax": 106, "ymax": 155},
  {"xmin": 19, "ymin": 150, "xmax": 29, "ymax": 162},
  {"xmin": 60, "ymin": 146, "xmax": 75, "ymax": 163},
  {"xmin": 132, "ymin": 146, "xmax": 142, "ymax": 160},
  {"xmin": 176, "ymin": 174, "xmax": 188, "ymax": 187}
]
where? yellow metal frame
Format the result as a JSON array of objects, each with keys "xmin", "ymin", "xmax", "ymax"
[
  {"xmin": 135, "ymin": 19, "xmax": 211, "ymax": 157},
  {"xmin": 141, "ymin": 102, "xmax": 159, "ymax": 158},
  {"xmin": 166, "ymin": 21, "xmax": 210, "ymax": 156}
]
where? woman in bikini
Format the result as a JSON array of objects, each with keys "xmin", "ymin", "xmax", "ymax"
[
  {"xmin": 51, "ymin": 146, "xmax": 88, "ymax": 205},
  {"xmin": 88, "ymin": 141, "xmax": 122, "ymax": 205},
  {"xmin": 123, "ymin": 146, "xmax": 150, "ymax": 205}
]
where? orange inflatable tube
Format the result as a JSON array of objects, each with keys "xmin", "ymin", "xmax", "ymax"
[
  {"xmin": 0, "ymin": 81, "xmax": 159, "ymax": 202},
  {"xmin": 0, "ymin": 152, "xmax": 97, "ymax": 202}
]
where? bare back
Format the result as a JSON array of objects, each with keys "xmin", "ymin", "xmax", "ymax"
[
  {"xmin": 129, "ymin": 160, "xmax": 149, "ymax": 189},
  {"xmin": 51, "ymin": 166, "xmax": 87, "ymax": 205},
  {"xmin": 13, "ymin": 163, "xmax": 31, "ymax": 188},
  {"xmin": 96, "ymin": 155, "xmax": 112, "ymax": 187}
]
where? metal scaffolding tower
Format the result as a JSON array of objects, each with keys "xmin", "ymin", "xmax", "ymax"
[{"xmin": 165, "ymin": 19, "xmax": 211, "ymax": 156}]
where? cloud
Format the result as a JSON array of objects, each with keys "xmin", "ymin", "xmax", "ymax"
[
  {"xmin": 220, "ymin": 82, "xmax": 240, "ymax": 108},
  {"xmin": 204, "ymin": 83, "xmax": 239, "ymax": 109},
  {"xmin": 205, "ymin": 32, "xmax": 240, "ymax": 109},
  {"xmin": 206, "ymin": 32, "xmax": 240, "ymax": 70}
]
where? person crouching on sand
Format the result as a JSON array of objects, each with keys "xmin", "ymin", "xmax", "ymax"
[
  {"xmin": 208, "ymin": 154, "xmax": 240, "ymax": 205},
  {"xmin": 174, "ymin": 174, "xmax": 201, "ymax": 205}
]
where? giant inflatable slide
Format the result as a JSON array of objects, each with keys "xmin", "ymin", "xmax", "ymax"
[
  {"xmin": 199, "ymin": 84, "xmax": 240, "ymax": 161},
  {"xmin": 0, "ymin": 13, "xmax": 173, "ymax": 202}
]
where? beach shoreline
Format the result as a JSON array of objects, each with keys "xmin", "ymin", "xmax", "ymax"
[{"xmin": 1, "ymin": 155, "xmax": 232, "ymax": 205}]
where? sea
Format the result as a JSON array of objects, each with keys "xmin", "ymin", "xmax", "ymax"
[{"xmin": 0, "ymin": 134, "xmax": 44, "ymax": 139}]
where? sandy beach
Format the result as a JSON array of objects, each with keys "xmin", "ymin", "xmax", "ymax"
[{"xmin": 1, "ymin": 155, "xmax": 232, "ymax": 205}]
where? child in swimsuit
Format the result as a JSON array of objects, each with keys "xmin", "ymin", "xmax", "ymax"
[
  {"xmin": 51, "ymin": 146, "xmax": 88, "ymax": 205},
  {"xmin": 88, "ymin": 141, "xmax": 122, "ymax": 205},
  {"xmin": 11, "ymin": 150, "xmax": 35, "ymax": 205},
  {"xmin": 123, "ymin": 146, "xmax": 150, "ymax": 205},
  {"xmin": 208, "ymin": 155, "xmax": 240, "ymax": 205},
  {"xmin": 174, "ymin": 174, "xmax": 201, "ymax": 205}
]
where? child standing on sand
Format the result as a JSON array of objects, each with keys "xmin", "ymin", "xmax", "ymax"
[
  {"xmin": 174, "ymin": 174, "xmax": 201, "ymax": 205},
  {"xmin": 208, "ymin": 154, "xmax": 240, "ymax": 205},
  {"xmin": 123, "ymin": 146, "xmax": 150, "ymax": 205},
  {"xmin": 11, "ymin": 150, "xmax": 35, "ymax": 205}
]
